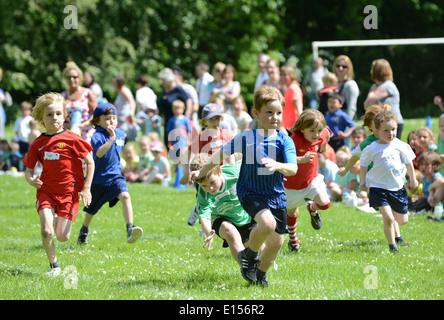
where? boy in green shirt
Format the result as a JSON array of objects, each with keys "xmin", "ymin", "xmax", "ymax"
[{"xmin": 191, "ymin": 154, "xmax": 263, "ymax": 279}]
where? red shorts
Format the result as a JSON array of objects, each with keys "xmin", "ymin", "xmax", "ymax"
[{"xmin": 36, "ymin": 190, "xmax": 79, "ymax": 221}]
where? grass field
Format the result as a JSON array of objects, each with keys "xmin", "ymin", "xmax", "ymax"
[
  {"xmin": 1, "ymin": 173, "xmax": 442, "ymax": 301},
  {"xmin": 0, "ymin": 118, "xmax": 442, "ymax": 304}
]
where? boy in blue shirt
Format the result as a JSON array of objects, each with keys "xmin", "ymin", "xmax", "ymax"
[
  {"xmin": 77, "ymin": 103, "xmax": 143, "ymax": 245},
  {"xmin": 191, "ymin": 85, "xmax": 297, "ymax": 286},
  {"xmin": 326, "ymin": 92, "xmax": 355, "ymax": 151}
]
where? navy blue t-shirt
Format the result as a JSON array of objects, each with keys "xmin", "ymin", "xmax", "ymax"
[{"xmin": 91, "ymin": 126, "xmax": 126, "ymax": 185}]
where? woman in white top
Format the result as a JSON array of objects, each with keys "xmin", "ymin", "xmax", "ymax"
[{"xmin": 113, "ymin": 75, "xmax": 136, "ymax": 129}]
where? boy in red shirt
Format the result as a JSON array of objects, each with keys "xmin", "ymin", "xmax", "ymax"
[
  {"xmin": 284, "ymin": 109, "xmax": 332, "ymax": 252},
  {"xmin": 23, "ymin": 92, "xmax": 94, "ymax": 276}
]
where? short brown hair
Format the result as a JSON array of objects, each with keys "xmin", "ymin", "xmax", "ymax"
[
  {"xmin": 253, "ymin": 85, "xmax": 285, "ymax": 111},
  {"xmin": 90, "ymin": 107, "xmax": 116, "ymax": 129},
  {"xmin": 371, "ymin": 59, "xmax": 394, "ymax": 82},
  {"xmin": 417, "ymin": 150, "xmax": 441, "ymax": 172},
  {"xmin": 373, "ymin": 110, "xmax": 397, "ymax": 129},
  {"xmin": 190, "ymin": 153, "xmax": 221, "ymax": 184},
  {"xmin": 292, "ymin": 109, "xmax": 326, "ymax": 133}
]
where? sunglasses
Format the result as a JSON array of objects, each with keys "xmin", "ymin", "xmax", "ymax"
[
  {"xmin": 65, "ymin": 75, "xmax": 79, "ymax": 79},
  {"xmin": 336, "ymin": 64, "xmax": 348, "ymax": 69}
]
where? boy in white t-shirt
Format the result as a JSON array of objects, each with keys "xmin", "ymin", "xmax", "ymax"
[{"xmin": 359, "ymin": 111, "xmax": 418, "ymax": 253}]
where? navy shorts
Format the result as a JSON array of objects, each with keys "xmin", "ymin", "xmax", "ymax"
[
  {"xmin": 84, "ymin": 176, "xmax": 128, "ymax": 215},
  {"xmin": 369, "ymin": 186, "xmax": 409, "ymax": 214},
  {"xmin": 212, "ymin": 218, "xmax": 256, "ymax": 248},
  {"xmin": 240, "ymin": 197, "xmax": 287, "ymax": 235}
]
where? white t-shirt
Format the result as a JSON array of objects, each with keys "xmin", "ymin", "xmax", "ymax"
[
  {"xmin": 360, "ymin": 138, "xmax": 415, "ymax": 191},
  {"xmin": 135, "ymin": 86, "xmax": 157, "ymax": 112}
]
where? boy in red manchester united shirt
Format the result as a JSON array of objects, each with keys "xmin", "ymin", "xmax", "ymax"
[
  {"xmin": 23, "ymin": 92, "xmax": 94, "ymax": 276},
  {"xmin": 284, "ymin": 109, "xmax": 332, "ymax": 252}
]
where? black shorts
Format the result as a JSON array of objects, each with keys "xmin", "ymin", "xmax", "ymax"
[
  {"xmin": 240, "ymin": 197, "xmax": 287, "ymax": 235},
  {"xmin": 84, "ymin": 176, "xmax": 128, "ymax": 215},
  {"xmin": 369, "ymin": 186, "xmax": 408, "ymax": 214},
  {"xmin": 212, "ymin": 218, "xmax": 256, "ymax": 248}
]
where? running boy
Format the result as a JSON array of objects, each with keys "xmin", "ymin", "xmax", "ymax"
[
  {"xmin": 191, "ymin": 85, "xmax": 298, "ymax": 286},
  {"xmin": 77, "ymin": 103, "xmax": 143, "ymax": 245},
  {"xmin": 284, "ymin": 109, "xmax": 332, "ymax": 252},
  {"xmin": 190, "ymin": 153, "xmax": 260, "ymax": 267},
  {"xmin": 23, "ymin": 92, "xmax": 95, "ymax": 276},
  {"xmin": 359, "ymin": 111, "xmax": 418, "ymax": 253}
]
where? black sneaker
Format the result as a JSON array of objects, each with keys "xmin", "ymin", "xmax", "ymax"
[
  {"xmin": 306, "ymin": 201, "xmax": 322, "ymax": 230},
  {"xmin": 287, "ymin": 241, "xmax": 300, "ymax": 252},
  {"xmin": 389, "ymin": 244, "xmax": 399, "ymax": 253},
  {"xmin": 77, "ymin": 227, "xmax": 89, "ymax": 245},
  {"xmin": 256, "ymin": 272, "xmax": 269, "ymax": 288},
  {"xmin": 238, "ymin": 249, "xmax": 260, "ymax": 283}
]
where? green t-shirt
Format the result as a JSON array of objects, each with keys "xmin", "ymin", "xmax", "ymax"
[
  {"xmin": 197, "ymin": 162, "xmax": 251, "ymax": 227},
  {"xmin": 353, "ymin": 133, "xmax": 379, "ymax": 170},
  {"xmin": 438, "ymin": 137, "xmax": 444, "ymax": 174}
]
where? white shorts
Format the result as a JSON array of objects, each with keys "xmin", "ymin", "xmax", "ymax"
[{"xmin": 285, "ymin": 174, "xmax": 327, "ymax": 209}]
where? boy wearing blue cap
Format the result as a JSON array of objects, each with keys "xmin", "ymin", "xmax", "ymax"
[{"xmin": 77, "ymin": 103, "xmax": 143, "ymax": 244}]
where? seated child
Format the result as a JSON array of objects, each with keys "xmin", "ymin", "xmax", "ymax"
[
  {"xmin": 144, "ymin": 140, "xmax": 171, "ymax": 186},
  {"xmin": 137, "ymin": 135, "xmax": 154, "ymax": 182},
  {"xmin": 121, "ymin": 143, "xmax": 140, "ymax": 183},
  {"xmin": 330, "ymin": 146, "xmax": 359, "ymax": 201},
  {"xmin": 351, "ymin": 127, "xmax": 366, "ymax": 151}
]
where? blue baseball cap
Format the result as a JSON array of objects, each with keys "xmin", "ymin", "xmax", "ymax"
[{"xmin": 93, "ymin": 102, "xmax": 117, "ymax": 118}]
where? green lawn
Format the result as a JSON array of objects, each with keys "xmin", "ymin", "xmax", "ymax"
[
  {"xmin": 1, "ymin": 118, "xmax": 442, "ymax": 303},
  {"xmin": 1, "ymin": 174, "xmax": 442, "ymax": 301}
]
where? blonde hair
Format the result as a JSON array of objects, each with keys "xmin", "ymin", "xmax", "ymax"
[
  {"xmin": 63, "ymin": 61, "xmax": 84, "ymax": 84},
  {"xmin": 172, "ymin": 100, "xmax": 185, "ymax": 113},
  {"xmin": 322, "ymin": 72, "xmax": 338, "ymax": 86},
  {"xmin": 253, "ymin": 85, "xmax": 285, "ymax": 111},
  {"xmin": 190, "ymin": 153, "xmax": 221, "ymax": 184},
  {"xmin": 292, "ymin": 109, "xmax": 326, "ymax": 133},
  {"xmin": 32, "ymin": 92, "xmax": 67, "ymax": 131},
  {"xmin": 333, "ymin": 55, "xmax": 355, "ymax": 80},
  {"xmin": 418, "ymin": 126, "xmax": 435, "ymax": 144}
]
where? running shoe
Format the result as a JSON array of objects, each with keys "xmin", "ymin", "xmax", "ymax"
[
  {"xmin": 77, "ymin": 227, "xmax": 89, "ymax": 245},
  {"xmin": 187, "ymin": 205, "xmax": 199, "ymax": 226},
  {"xmin": 127, "ymin": 226, "xmax": 143, "ymax": 243},
  {"xmin": 238, "ymin": 249, "xmax": 260, "ymax": 283},
  {"xmin": 287, "ymin": 241, "xmax": 300, "ymax": 252},
  {"xmin": 45, "ymin": 267, "xmax": 62, "ymax": 277},
  {"xmin": 306, "ymin": 200, "xmax": 322, "ymax": 230}
]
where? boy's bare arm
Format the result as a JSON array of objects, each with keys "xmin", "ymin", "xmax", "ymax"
[
  {"xmin": 359, "ymin": 165, "xmax": 368, "ymax": 190},
  {"xmin": 262, "ymin": 158, "xmax": 298, "ymax": 176},
  {"xmin": 338, "ymin": 155, "xmax": 359, "ymax": 177},
  {"xmin": 25, "ymin": 167, "xmax": 43, "ymax": 189},
  {"xmin": 96, "ymin": 129, "xmax": 116, "ymax": 158},
  {"xmin": 80, "ymin": 153, "xmax": 95, "ymax": 208}
]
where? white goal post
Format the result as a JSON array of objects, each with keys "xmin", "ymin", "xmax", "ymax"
[{"xmin": 312, "ymin": 37, "xmax": 444, "ymax": 60}]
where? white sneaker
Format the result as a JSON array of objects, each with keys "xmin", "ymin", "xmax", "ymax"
[
  {"xmin": 45, "ymin": 267, "xmax": 62, "ymax": 277},
  {"xmin": 127, "ymin": 226, "xmax": 143, "ymax": 243},
  {"xmin": 187, "ymin": 205, "xmax": 199, "ymax": 226}
]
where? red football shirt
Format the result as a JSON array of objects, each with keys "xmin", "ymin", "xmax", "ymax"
[
  {"xmin": 189, "ymin": 128, "xmax": 232, "ymax": 164},
  {"xmin": 284, "ymin": 127, "xmax": 330, "ymax": 190},
  {"xmin": 23, "ymin": 129, "xmax": 93, "ymax": 194}
]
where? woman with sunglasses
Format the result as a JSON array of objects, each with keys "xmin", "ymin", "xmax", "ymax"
[
  {"xmin": 333, "ymin": 55, "xmax": 360, "ymax": 122},
  {"xmin": 61, "ymin": 61, "xmax": 98, "ymax": 143}
]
